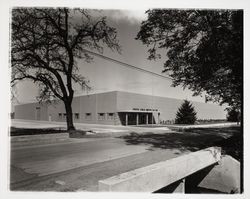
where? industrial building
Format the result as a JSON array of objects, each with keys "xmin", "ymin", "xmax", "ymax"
[{"xmin": 14, "ymin": 91, "xmax": 226, "ymax": 125}]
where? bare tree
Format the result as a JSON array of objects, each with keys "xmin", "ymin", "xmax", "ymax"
[{"xmin": 11, "ymin": 8, "xmax": 120, "ymax": 130}]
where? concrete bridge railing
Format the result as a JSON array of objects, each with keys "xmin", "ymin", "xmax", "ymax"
[{"xmin": 98, "ymin": 147, "xmax": 240, "ymax": 193}]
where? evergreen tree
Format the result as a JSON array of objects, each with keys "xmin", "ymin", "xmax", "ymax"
[{"xmin": 175, "ymin": 100, "xmax": 197, "ymax": 124}]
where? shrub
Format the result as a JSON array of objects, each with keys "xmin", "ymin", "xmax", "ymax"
[{"xmin": 227, "ymin": 108, "xmax": 240, "ymax": 122}]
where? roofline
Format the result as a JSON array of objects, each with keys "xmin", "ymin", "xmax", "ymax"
[{"xmin": 15, "ymin": 90, "xmax": 222, "ymax": 107}]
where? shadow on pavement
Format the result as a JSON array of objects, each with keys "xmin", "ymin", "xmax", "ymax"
[
  {"xmin": 119, "ymin": 127, "xmax": 242, "ymax": 161},
  {"xmin": 10, "ymin": 127, "xmax": 67, "ymax": 136}
]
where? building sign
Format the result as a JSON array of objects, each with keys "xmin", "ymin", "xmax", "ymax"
[{"xmin": 132, "ymin": 108, "xmax": 158, "ymax": 111}]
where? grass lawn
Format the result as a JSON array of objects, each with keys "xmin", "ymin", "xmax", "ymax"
[
  {"xmin": 120, "ymin": 126, "xmax": 242, "ymax": 161},
  {"xmin": 10, "ymin": 127, "xmax": 67, "ymax": 136}
]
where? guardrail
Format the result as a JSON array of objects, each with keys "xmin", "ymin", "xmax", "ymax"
[{"xmin": 98, "ymin": 147, "xmax": 240, "ymax": 193}]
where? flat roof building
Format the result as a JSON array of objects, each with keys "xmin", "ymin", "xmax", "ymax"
[{"xmin": 14, "ymin": 91, "xmax": 226, "ymax": 125}]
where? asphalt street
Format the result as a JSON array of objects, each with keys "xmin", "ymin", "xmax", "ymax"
[
  {"xmin": 11, "ymin": 119, "xmax": 235, "ymax": 191},
  {"xmin": 11, "ymin": 136, "xmax": 149, "ymax": 180},
  {"xmin": 10, "ymin": 131, "xmax": 185, "ymax": 191}
]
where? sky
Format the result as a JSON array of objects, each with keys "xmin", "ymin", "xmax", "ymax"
[{"xmin": 13, "ymin": 9, "xmax": 213, "ymax": 106}]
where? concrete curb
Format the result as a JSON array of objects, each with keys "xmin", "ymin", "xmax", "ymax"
[
  {"xmin": 168, "ymin": 123, "xmax": 238, "ymax": 130},
  {"xmin": 98, "ymin": 147, "xmax": 221, "ymax": 192}
]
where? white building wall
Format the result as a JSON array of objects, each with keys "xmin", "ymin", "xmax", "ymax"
[
  {"xmin": 116, "ymin": 91, "xmax": 226, "ymax": 122},
  {"xmin": 14, "ymin": 91, "xmax": 227, "ymax": 124},
  {"xmin": 15, "ymin": 102, "xmax": 48, "ymax": 121}
]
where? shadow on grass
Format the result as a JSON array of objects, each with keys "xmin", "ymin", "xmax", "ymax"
[
  {"xmin": 10, "ymin": 127, "xmax": 67, "ymax": 136},
  {"xmin": 119, "ymin": 127, "xmax": 242, "ymax": 161}
]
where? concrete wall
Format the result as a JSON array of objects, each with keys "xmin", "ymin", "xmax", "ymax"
[
  {"xmin": 117, "ymin": 91, "xmax": 153, "ymax": 111},
  {"xmin": 99, "ymin": 147, "xmax": 221, "ymax": 192},
  {"xmin": 47, "ymin": 97, "xmax": 81, "ymax": 123},
  {"xmin": 15, "ymin": 102, "xmax": 48, "ymax": 121},
  {"xmin": 14, "ymin": 91, "xmax": 226, "ymax": 124},
  {"xmin": 79, "ymin": 94, "xmax": 97, "ymax": 124},
  {"xmin": 78, "ymin": 91, "xmax": 118, "ymax": 125},
  {"xmin": 116, "ymin": 91, "xmax": 226, "ymax": 122},
  {"xmin": 46, "ymin": 91, "xmax": 118, "ymax": 125}
]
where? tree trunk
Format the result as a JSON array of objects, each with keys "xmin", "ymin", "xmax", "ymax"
[{"xmin": 64, "ymin": 101, "xmax": 75, "ymax": 131}]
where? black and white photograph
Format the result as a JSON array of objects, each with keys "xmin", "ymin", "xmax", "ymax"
[{"xmin": 0, "ymin": 0, "xmax": 248, "ymax": 198}]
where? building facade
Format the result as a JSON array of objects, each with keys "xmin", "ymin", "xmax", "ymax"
[{"xmin": 14, "ymin": 91, "xmax": 227, "ymax": 125}]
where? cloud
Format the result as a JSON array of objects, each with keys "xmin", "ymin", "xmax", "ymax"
[
  {"xmin": 73, "ymin": 9, "xmax": 147, "ymax": 25},
  {"xmin": 106, "ymin": 10, "xmax": 147, "ymax": 24}
]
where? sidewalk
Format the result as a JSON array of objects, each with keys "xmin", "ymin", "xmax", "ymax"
[
  {"xmin": 167, "ymin": 122, "xmax": 238, "ymax": 130},
  {"xmin": 11, "ymin": 119, "xmax": 171, "ymax": 135}
]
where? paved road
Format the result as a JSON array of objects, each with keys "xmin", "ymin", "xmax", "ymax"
[
  {"xmin": 11, "ymin": 137, "xmax": 149, "ymax": 179},
  {"xmin": 10, "ymin": 132, "xmax": 184, "ymax": 191},
  {"xmin": 10, "ymin": 119, "xmax": 184, "ymax": 191},
  {"xmin": 12, "ymin": 148, "xmax": 185, "ymax": 191}
]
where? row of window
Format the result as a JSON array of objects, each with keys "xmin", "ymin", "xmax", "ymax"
[
  {"xmin": 58, "ymin": 113, "xmax": 80, "ymax": 119},
  {"xmin": 58, "ymin": 112, "xmax": 115, "ymax": 120},
  {"xmin": 98, "ymin": 113, "xmax": 115, "ymax": 120}
]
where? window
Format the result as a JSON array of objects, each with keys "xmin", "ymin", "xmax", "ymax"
[
  {"xmin": 58, "ymin": 113, "xmax": 62, "ymax": 119},
  {"xmin": 63, "ymin": 113, "xmax": 67, "ymax": 119},
  {"xmin": 75, "ymin": 113, "xmax": 79, "ymax": 120},
  {"xmin": 85, "ymin": 113, "xmax": 92, "ymax": 120},
  {"xmin": 107, "ymin": 113, "xmax": 114, "ymax": 120},
  {"xmin": 98, "ymin": 113, "xmax": 105, "ymax": 120}
]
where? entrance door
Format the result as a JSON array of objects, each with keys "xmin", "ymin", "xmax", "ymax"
[
  {"xmin": 128, "ymin": 113, "xmax": 136, "ymax": 125},
  {"xmin": 139, "ymin": 114, "xmax": 146, "ymax": 125},
  {"xmin": 35, "ymin": 107, "xmax": 41, "ymax": 120}
]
